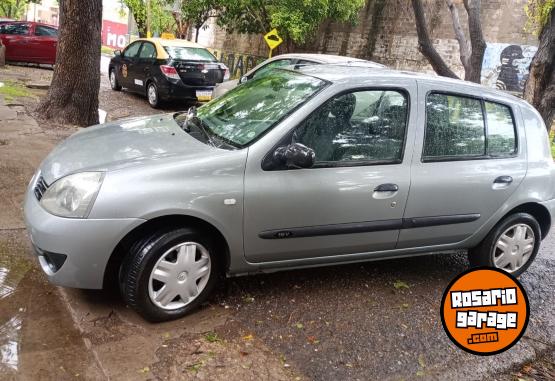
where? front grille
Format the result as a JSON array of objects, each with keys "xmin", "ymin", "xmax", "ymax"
[{"xmin": 34, "ymin": 176, "xmax": 49, "ymax": 201}]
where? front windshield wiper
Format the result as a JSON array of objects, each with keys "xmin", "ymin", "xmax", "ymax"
[
  {"xmin": 174, "ymin": 107, "xmax": 239, "ymax": 150},
  {"xmin": 175, "ymin": 107, "xmax": 215, "ymax": 145}
]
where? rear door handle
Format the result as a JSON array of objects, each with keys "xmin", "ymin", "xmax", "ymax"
[
  {"xmin": 493, "ymin": 176, "xmax": 513, "ymax": 189},
  {"xmin": 494, "ymin": 176, "xmax": 513, "ymax": 184},
  {"xmin": 374, "ymin": 183, "xmax": 399, "ymax": 192}
]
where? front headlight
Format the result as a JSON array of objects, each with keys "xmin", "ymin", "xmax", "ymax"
[{"xmin": 40, "ymin": 172, "xmax": 104, "ymax": 218}]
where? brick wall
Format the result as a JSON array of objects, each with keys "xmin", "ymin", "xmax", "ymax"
[{"xmin": 205, "ymin": 0, "xmax": 537, "ymax": 77}]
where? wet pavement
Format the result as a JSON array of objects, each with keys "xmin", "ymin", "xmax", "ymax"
[{"xmin": 0, "ymin": 64, "xmax": 554, "ymax": 380}]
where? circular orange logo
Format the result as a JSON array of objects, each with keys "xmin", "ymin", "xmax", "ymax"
[{"xmin": 441, "ymin": 267, "xmax": 529, "ymax": 356}]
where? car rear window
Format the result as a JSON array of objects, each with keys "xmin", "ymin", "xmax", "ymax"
[{"xmin": 163, "ymin": 46, "xmax": 217, "ymax": 61}]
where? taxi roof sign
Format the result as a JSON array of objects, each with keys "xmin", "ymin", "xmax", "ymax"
[
  {"xmin": 264, "ymin": 29, "xmax": 283, "ymax": 50},
  {"xmin": 161, "ymin": 33, "xmax": 175, "ymax": 40}
]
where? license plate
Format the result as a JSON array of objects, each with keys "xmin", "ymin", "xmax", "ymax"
[{"xmin": 196, "ymin": 90, "xmax": 213, "ymax": 102}]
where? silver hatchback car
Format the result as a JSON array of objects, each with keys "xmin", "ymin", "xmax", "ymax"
[{"xmin": 25, "ymin": 66, "xmax": 555, "ymax": 321}]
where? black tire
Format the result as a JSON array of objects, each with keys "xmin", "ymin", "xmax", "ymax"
[
  {"xmin": 119, "ymin": 227, "xmax": 221, "ymax": 322},
  {"xmin": 146, "ymin": 82, "xmax": 161, "ymax": 108},
  {"xmin": 109, "ymin": 69, "xmax": 122, "ymax": 91},
  {"xmin": 469, "ymin": 213, "xmax": 541, "ymax": 277}
]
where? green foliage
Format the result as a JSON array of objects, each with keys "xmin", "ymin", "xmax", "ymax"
[
  {"xmin": 121, "ymin": 0, "xmax": 174, "ymax": 36},
  {"xmin": 177, "ymin": 0, "xmax": 219, "ymax": 28},
  {"xmin": 0, "ymin": 0, "xmax": 40, "ymax": 19},
  {"xmin": 217, "ymin": 0, "xmax": 365, "ymax": 44},
  {"xmin": 525, "ymin": 0, "xmax": 555, "ymax": 35}
]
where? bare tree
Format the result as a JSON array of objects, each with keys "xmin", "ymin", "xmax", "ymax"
[
  {"xmin": 38, "ymin": 0, "xmax": 102, "ymax": 126},
  {"xmin": 524, "ymin": 8, "xmax": 554, "ymax": 129},
  {"xmin": 411, "ymin": 0, "xmax": 486, "ymax": 83}
]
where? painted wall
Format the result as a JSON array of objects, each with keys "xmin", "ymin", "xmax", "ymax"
[{"xmin": 481, "ymin": 43, "xmax": 538, "ymax": 92}]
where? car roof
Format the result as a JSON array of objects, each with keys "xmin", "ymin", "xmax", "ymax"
[
  {"xmin": 273, "ymin": 53, "xmax": 385, "ymax": 67},
  {"xmin": 137, "ymin": 37, "xmax": 206, "ymax": 49},
  {"xmin": 0, "ymin": 20, "xmax": 57, "ymax": 28},
  {"xmin": 295, "ymin": 64, "xmax": 528, "ymax": 106}
]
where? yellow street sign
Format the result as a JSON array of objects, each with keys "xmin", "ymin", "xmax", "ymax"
[{"xmin": 264, "ymin": 28, "xmax": 283, "ymax": 51}]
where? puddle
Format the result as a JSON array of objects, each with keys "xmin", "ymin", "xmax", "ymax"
[{"xmin": 0, "ymin": 231, "xmax": 104, "ymax": 379}]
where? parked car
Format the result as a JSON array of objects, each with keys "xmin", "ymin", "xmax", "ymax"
[
  {"xmin": 213, "ymin": 53, "xmax": 385, "ymax": 98},
  {"xmin": 109, "ymin": 38, "xmax": 230, "ymax": 108},
  {"xmin": 0, "ymin": 21, "xmax": 57, "ymax": 65},
  {"xmin": 25, "ymin": 65, "xmax": 554, "ymax": 321}
]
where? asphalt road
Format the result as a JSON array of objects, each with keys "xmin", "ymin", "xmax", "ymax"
[{"xmin": 0, "ymin": 64, "xmax": 553, "ymax": 380}]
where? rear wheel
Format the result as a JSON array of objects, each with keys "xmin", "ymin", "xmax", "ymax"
[
  {"xmin": 119, "ymin": 227, "xmax": 221, "ymax": 322},
  {"xmin": 147, "ymin": 82, "xmax": 161, "ymax": 108},
  {"xmin": 469, "ymin": 213, "xmax": 541, "ymax": 277},
  {"xmin": 109, "ymin": 69, "xmax": 121, "ymax": 91}
]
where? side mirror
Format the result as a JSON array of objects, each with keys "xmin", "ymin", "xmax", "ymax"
[
  {"xmin": 114, "ymin": 50, "xmax": 121, "ymax": 57},
  {"xmin": 273, "ymin": 143, "xmax": 315, "ymax": 169},
  {"xmin": 239, "ymin": 75, "xmax": 248, "ymax": 84}
]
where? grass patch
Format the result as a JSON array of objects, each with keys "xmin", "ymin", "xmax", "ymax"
[
  {"xmin": 0, "ymin": 82, "xmax": 32, "ymax": 101},
  {"xmin": 550, "ymin": 130, "xmax": 555, "ymax": 159},
  {"xmin": 101, "ymin": 45, "xmax": 114, "ymax": 55}
]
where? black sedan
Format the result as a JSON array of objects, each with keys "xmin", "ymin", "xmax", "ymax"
[{"xmin": 109, "ymin": 38, "xmax": 229, "ymax": 107}]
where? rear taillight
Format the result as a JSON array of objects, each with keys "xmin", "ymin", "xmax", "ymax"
[
  {"xmin": 160, "ymin": 65, "xmax": 180, "ymax": 80},
  {"xmin": 221, "ymin": 64, "xmax": 230, "ymax": 81}
]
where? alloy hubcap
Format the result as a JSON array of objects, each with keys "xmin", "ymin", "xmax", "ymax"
[
  {"xmin": 110, "ymin": 72, "xmax": 116, "ymax": 87},
  {"xmin": 148, "ymin": 242, "xmax": 211, "ymax": 310},
  {"xmin": 148, "ymin": 85, "xmax": 157, "ymax": 104},
  {"xmin": 493, "ymin": 224, "xmax": 535, "ymax": 273}
]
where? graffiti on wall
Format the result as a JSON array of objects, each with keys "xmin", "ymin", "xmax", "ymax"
[
  {"xmin": 481, "ymin": 43, "xmax": 537, "ymax": 93},
  {"xmin": 209, "ymin": 49, "xmax": 265, "ymax": 79}
]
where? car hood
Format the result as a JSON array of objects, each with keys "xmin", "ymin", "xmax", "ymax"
[{"xmin": 39, "ymin": 114, "xmax": 214, "ymax": 184}]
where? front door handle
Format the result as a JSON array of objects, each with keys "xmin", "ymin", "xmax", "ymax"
[{"xmin": 374, "ymin": 183, "xmax": 399, "ymax": 192}]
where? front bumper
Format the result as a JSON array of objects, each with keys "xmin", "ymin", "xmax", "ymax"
[{"xmin": 23, "ymin": 179, "xmax": 145, "ymax": 289}]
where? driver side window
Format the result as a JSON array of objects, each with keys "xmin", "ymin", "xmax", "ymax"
[
  {"xmin": 293, "ymin": 89, "xmax": 408, "ymax": 165},
  {"xmin": 123, "ymin": 42, "xmax": 141, "ymax": 58}
]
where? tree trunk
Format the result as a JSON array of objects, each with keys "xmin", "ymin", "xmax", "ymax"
[
  {"xmin": 463, "ymin": 0, "xmax": 486, "ymax": 83},
  {"xmin": 524, "ymin": 9, "xmax": 555, "ymax": 130},
  {"xmin": 37, "ymin": 0, "xmax": 102, "ymax": 127},
  {"xmin": 411, "ymin": 0, "xmax": 459, "ymax": 79}
]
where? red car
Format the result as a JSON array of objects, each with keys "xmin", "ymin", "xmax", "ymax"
[{"xmin": 0, "ymin": 21, "xmax": 58, "ymax": 65}]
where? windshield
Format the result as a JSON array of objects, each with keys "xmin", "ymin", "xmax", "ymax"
[
  {"xmin": 163, "ymin": 46, "xmax": 217, "ymax": 61},
  {"xmin": 196, "ymin": 70, "xmax": 328, "ymax": 147}
]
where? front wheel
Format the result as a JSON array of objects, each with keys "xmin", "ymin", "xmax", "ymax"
[
  {"xmin": 469, "ymin": 213, "xmax": 541, "ymax": 277},
  {"xmin": 109, "ymin": 69, "xmax": 122, "ymax": 91},
  {"xmin": 119, "ymin": 227, "xmax": 221, "ymax": 321}
]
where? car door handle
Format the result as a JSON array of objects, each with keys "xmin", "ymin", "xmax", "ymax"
[
  {"xmin": 494, "ymin": 176, "xmax": 513, "ymax": 184},
  {"xmin": 374, "ymin": 183, "xmax": 399, "ymax": 192},
  {"xmin": 493, "ymin": 176, "xmax": 513, "ymax": 189}
]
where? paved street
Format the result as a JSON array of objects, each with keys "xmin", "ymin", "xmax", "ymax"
[{"xmin": 0, "ymin": 64, "xmax": 554, "ymax": 380}]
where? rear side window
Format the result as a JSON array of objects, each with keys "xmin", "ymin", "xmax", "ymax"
[
  {"xmin": 139, "ymin": 42, "xmax": 156, "ymax": 59},
  {"xmin": 163, "ymin": 46, "xmax": 216, "ymax": 61},
  {"xmin": 485, "ymin": 101, "xmax": 516, "ymax": 156},
  {"xmin": 423, "ymin": 93, "xmax": 517, "ymax": 160},
  {"xmin": 35, "ymin": 25, "xmax": 57, "ymax": 36}
]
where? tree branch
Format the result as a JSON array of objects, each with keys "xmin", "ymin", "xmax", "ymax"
[
  {"xmin": 463, "ymin": 0, "xmax": 487, "ymax": 83},
  {"xmin": 411, "ymin": 0, "xmax": 459, "ymax": 79},
  {"xmin": 445, "ymin": 0, "xmax": 470, "ymax": 71}
]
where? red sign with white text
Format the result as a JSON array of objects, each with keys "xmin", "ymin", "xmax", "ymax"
[{"xmin": 102, "ymin": 20, "xmax": 128, "ymax": 49}]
